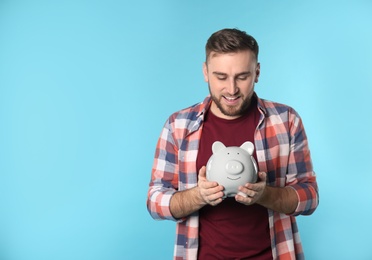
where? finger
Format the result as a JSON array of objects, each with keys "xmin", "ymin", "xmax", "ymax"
[
  {"xmin": 199, "ymin": 166, "xmax": 206, "ymax": 176},
  {"xmin": 248, "ymin": 191, "xmax": 257, "ymax": 198},
  {"xmin": 211, "ymin": 198, "xmax": 223, "ymax": 206},
  {"xmin": 239, "ymin": 185, "xmax": 257, "ymax": 197},
  {"xmin": 198, "ymin": 166, "xmax": 207, "ymax": 179},
  {"xmin": 206, "ymin": 191, "xmax": 224, "ymax": 202},
  {"xmin": 258, "ymin": 171, "xmax": 267, "ymax": 182},
  {"xmin": 207, "ymin": 189, "xmax": 225, "ymax": 204},
  {"xmin": 200, "ymin": 185, "xmax": 224, "ymax": 198},
  {"xmin": 243, "ymin": 181, "xmax": 264, "ymax": 192},
  {"xmin": 235, "ymin": 194, "xmax": 253, "ymax": 205},
  {"xmin": 200, "ymin": 180, "xmax": 221, "ymax": 190}
]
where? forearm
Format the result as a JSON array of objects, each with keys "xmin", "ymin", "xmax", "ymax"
[
  {"xmin": 257, "ymin": 186, "xmax": 298, "ymax": 215},
  {"xmin": 170, "ymin": 186, "xmax": 206, "ymax": 219}
]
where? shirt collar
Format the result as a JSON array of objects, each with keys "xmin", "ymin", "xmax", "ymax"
[
  {"xmin": 255, "ymin": 92, "xmax": 267, "ymax": 116},
  {"xmin": 196, "ymin": 96, "xmax": 212, "ymax": 119}
]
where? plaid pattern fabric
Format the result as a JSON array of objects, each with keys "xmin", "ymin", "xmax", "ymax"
[{"xmin": 147, "ymin": 94, "xmax": 319, "ymax": 260}]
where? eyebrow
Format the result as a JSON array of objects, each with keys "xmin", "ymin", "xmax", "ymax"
[{"xmin": 212, "ymin": 71, "xmax": 251, "ymax": 77}]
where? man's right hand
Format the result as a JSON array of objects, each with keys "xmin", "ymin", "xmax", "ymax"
[
  {"xmin": 197, "ymin": 166, "xmax": 225, "ymax": 206},
  {"xmin": 169, "ymin": 166, "xmax": 225, "ymax": 219}
]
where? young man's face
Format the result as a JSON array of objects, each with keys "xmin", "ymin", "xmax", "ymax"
[{"xmin": 203, "ymin": 50, "xmax": 260, "ymax": 120}]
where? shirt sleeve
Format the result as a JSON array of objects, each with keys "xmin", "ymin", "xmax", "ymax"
[
  {"xmin": 286, "ymin": 111, "xmax": 319, "ymax": 216},
  {"xmin": 147, "ymin": 117, "xmax": 179, "ymax": 221}
]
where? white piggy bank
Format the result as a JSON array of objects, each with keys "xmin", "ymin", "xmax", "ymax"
[{"xmin": 206, "ymin": 141, "xmax": 258, "ymax": 198}]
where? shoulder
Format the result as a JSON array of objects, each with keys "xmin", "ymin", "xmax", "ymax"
[
  {"xmin": 167, "ymin": 96, "xmax": 210, "ymax": 125},
  {"xmin": 258, "ymin": 97, "xmax": 300, "ymax": 118},
  {"xmin": 161, "ymin": 96, "xmax": 210, "ymax": 146},
  {"xmin": 257, "ymin": 97, "xmax": 305, "ymax": 132}
]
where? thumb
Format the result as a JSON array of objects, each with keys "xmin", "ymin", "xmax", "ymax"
[
  {"xmin": 198, "ymin": 166, "xmax": 207, "ymax": 180},
  {"xmin": 258, "ymin": 172, "xmax": 267, "ymax": 182}
]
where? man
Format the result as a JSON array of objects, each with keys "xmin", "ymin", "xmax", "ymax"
[{"xmin": 147, "ymin": 28, "xmax": 318, "ymax": 260}]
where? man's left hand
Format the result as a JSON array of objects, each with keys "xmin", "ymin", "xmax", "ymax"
[{"xmin": 235, "ymin": 172, "xmax": 267, "ymax": 205}]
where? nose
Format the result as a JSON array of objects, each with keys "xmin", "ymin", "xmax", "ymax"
[
  {"xmin": 226, "ymin": 78, "xmax": 238, "ymax": 95},
  {"xmin": 225, "ymin": 160, "xmax": 243, "ymax": 175}
]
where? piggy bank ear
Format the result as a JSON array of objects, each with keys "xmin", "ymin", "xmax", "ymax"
[
  {"xmin": 212, "ymin": 141, "xmax": 226, "ymax": 154},
  {"xmin": 240, "ymin": 141, "xmax": 255, "ymax": 155}
]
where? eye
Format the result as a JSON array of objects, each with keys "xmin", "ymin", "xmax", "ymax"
[
  {"xmin": 217, "ymin": 76, "xmax": 227, "ymax": 81},
  {"xmin": 236, "ymin": 73, "xmax": 251, "ymax": 81},
  {"xmin": 237, "ymin": 76, "xmax": 248, "ymax": 81}
]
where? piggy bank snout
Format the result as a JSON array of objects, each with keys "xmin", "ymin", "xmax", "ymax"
[{"xmin": 225, "ymin": 160, "xmax": 244, "ymax": 175}]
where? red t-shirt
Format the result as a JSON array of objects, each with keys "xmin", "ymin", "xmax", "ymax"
[{"xmin": 196, "ymin": 98, "xmax": 272, "ymax": 259}]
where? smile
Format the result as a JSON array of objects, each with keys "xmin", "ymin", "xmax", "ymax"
[
  {"xmin": 224, "ymin": 96, "xmax": 239, "ymax": 101},
  {"xmin": 227, "ymin": 176, "xmax": 241, "ymax": 180}
]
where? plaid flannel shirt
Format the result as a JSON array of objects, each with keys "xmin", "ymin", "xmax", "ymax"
[{"xmin": 147, "ymin": 94, "xmax": 319, "ymax": 260}]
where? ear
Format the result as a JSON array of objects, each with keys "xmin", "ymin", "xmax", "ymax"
[
  {"xmin": 240, "ymin": 141, "xmax": 255, "ymax": 155},
  {"xmin": 254, "ymin": 62, "xmax": 260, "ymax": 83},
  {"xmin": 202, "ymin": 62, "xmax": 209, "ymax": 82},
  {"xmin": 212, "ymin": 141, "xmax": 226, "ymax": 154}
]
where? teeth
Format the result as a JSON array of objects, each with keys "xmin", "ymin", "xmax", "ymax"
[{"xmin": 225, "ymin": 96, "xmax": 237, "ymax": 101}]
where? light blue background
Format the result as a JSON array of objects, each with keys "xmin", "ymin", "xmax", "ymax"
[{"xmin": 1, "ymin": 1, "xmax": 371, "ymax": 259}]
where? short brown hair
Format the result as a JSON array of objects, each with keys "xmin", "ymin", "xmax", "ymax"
[{"xmin": 205, "ymin": 28, "xmax": 259, "ymax": 62}]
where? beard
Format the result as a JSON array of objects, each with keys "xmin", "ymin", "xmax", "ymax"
[{"xmin": 209, "ymin": 84, "xmax": 252, "ymax": 117}]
